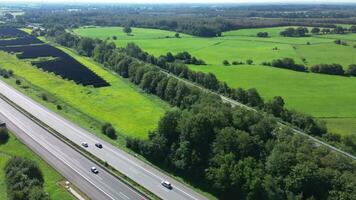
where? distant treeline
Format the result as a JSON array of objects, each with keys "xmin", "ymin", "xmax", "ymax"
[
  {"xmin": 18, "ymin": 5, "xmax": 356, "ymax": 37},
  {"xmin": 280, "ymin": 26, "xmax": 356, "ymax": 37},
  {"xmin": 45, "ymin": 29, "xmax": 356, "ymax": 200},
  {"xmin": 263, "ymin": 58, "xmax": 356, "ymax": 76}
]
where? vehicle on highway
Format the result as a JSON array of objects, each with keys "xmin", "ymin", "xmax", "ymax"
[
  {"xmin": 161, "ymin": 180, "xmax": 172, "ymax": 189},
  {"xmin": 95, "ymin": 143, "xmax": 103, "ymax": 149},
  {"xmin": 81, "ymin": 142, "xmax": 89, "ymax": 147},
  {"xmin": 91, "ymin": 166, "xmax": 99, "ymax": 174}
]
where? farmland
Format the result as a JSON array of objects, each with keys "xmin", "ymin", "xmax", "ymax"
[
  {"xmin": 74, "ymin": 26, "xmax": 356, "ymax": 135},
  {"xmin": 0, "ymin": 44, "xmax": 110, "ymax": 87},
  {"xmin": 0, "ymin": 132, "xmax": 74, "ymax": 200}
]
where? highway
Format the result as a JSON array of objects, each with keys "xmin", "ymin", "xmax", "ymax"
[
  {"xmin": 0, "ymin": 97, "xmax": 145, "ymax": 200},
  {"xmin": 0, "ymin": 79, "xmax": 208, "ymax": 200}
]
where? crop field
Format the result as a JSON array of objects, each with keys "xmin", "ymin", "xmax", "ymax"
[
  {"xmin": 74, "ymin": 26, "xmax": 356, "ymax": 135},
  {"xmin": 0, "ymin": 133, "xmax": 73, "ymax": 200}
]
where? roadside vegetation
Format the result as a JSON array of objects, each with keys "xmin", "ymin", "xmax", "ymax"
[{"xmin": 0, "ymin": 131, "xmax": 73, "ymax": 200}]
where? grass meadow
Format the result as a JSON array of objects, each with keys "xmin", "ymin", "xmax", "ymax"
[
  {"xmin": 0, "ymin": 133, "xmax": 73, "ymax": 200},
  {"xmin": 0, "ymin": 49, "xmax": 169, "ymax": 140},
  {"xmin": 73, "ymin": 26, "xmax": 356, "ymax": 135}
]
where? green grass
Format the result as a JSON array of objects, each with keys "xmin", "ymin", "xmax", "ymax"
[
  {"xmin": 323, "ymin": 118, "xmax": 356, "ymax": 136},
  {"xmin": 0, "ymin": 133, "xmax": 74, "ymax": 200},
  {"xmin": 0, "ymin": 49, "xmax": 169, "ymax": 139},
  {"xmin": 73, "ymin": 26, "xmax": 356, "ymax": 135}
]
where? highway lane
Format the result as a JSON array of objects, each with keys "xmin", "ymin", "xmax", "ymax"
[
  {"xmin": 0, "ymin": 80, "xmax": 208, "ymax": 200},
  {"xmin": 0, "ymin": 97, "xmax": 145, "ymax": 200}
]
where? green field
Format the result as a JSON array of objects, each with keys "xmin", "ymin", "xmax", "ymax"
[
  {"xmin": 73, "ymin": 26, "xmax": 356, "ymax": 135},
  {"xmin": 0, "ymin": 133, "xmax": 73, "ymax": 200},
  {"xmin": 0, "ymin": 48, "xmax": 169, "ymax": 140}
]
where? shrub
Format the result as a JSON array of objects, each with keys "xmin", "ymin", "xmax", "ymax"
[
  {"xmin": 0, "ymin": 127, "xmax": 9, "ymax": 144},
  {"xmin": 5, "ymin": 157, "xmax": 47, "ymax": 200},
  {"xmin": 310, "ymin": 64, "xmax": 345, "ymax": 76},
  {"xmin": 223, "ymin": 60, "xmax": 230, "ymax": 66},
  {"xmin": 246, "ymin": 59, "xmax": 253, "ymax": 65},
  {"xmin": 102, "ymin": 123, "xmax": 117, "ymax": 139},
  {"xmin": 257, "ymin": 32, "xmax": 268, "ymax": 37},
  {"xmin": 346, "ymin": 64, "xmax": 356, "ymax": 76},
  {"xmin": 15, "ymin": 79, "xmax": 21, "ymax": 85},
  {"xmin": 56, "ymin": 105, "xmax": 62, "ymax": 110},
  {"xmin": 232, "ymin": 61, "xmax": 243, "ymax": 65},
  {"xmin": 41, "ymin": 94, "xmax": 48, "ymax": 101},
  {"xmin": 270, "ymin": 58, "xmax": 307, "ymax": 72},
  {"xmin": 112, "ymin": 36, "xmax": 117, "ymax": 40}
]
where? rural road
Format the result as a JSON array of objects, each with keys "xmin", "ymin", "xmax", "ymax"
[
  {"xmin": 0, "ymin": 98, "xmax": 145, "ymax": 200},
  {"xmin": 0, "ymin": 79, "xmax": 208, "ymax": 200}
]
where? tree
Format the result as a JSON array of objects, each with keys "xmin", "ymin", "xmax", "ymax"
[
  {"xmin": 0, "ymin": 127, "xmax": 9, "ymax": 144},
  {"xmin": 311, "ymin": 27, "xmax": 320, "ymax": 34},
  {"xmin": 257, "ymin": 32, "xmax": 268, "ymax": 37},
  {"xmin": 123, "ymin": 26, "xmax": 132, "ymax": 34},
  {"xmin": 264, "ymin": 96, "xmax": 285, "ymax": 117},
  {"xmin": 346, "ymin": 64, "xmax": 356, "ymax": 76},
  {"xmin": 175, "ymin": 32, "xmax": 180, "ymax": 38},
  {"xmin": 101, "ymin": 123, "xmax": 117, "ymax": 139},
  {"xmin": 112, "ymin": 35, "xmax": 117, "ymax": 40},
  {"xmin": 223, "ymin": 60, "xmax": 230, "ymax": 66},
  {"xmin": 246, "ymin": 59, "xmax": 253, "ymax": 65},
  {"xmin": 350, "ymin": 26, "xmax": 356, "ymax": 33}
]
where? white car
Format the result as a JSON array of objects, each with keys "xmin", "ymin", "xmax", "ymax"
[
  {"xmin": 91, "ymin": 167, "xmax": 99, "ymax": 174},
  {"xmin": 161, "ymin": 180, "xmax": 172, "ymax": 189},
  {"xmin": 81, "ymin": 142, "xmax": 89, "ymax": 148}
]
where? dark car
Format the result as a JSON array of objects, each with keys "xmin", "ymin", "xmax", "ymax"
[
  {"xmin": 91, "ymin": 167, "xmax": 99, "ymax": 174},
  {"xmin": 95, "ymin": 143, "xmax": 103, "ymax": 149},
  {"xmin": 161, "ymin": 181, "xmax": 172, "ymax": 189}
]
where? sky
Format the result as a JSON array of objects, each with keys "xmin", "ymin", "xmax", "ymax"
[{"xmin": 2, "ymin": 0, "xmax": 356, "ymax": 4}]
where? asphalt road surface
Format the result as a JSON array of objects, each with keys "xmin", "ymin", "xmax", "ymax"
[
  {"xmin": 0, "ymin": 80, "xmax": 208, "ymax": 200},
  {"xmin": 0, "ymin": 98, "xmax": 145, "ymax": 200}
]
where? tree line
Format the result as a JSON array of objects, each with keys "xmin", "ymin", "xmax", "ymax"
[
  {"xmin": 127, "ymin": 97, "xmax": 356, "ymax": 199},
  {"xmin": 263, "ymin": 58, "xmax": 356, "ymax": 77},
  {"xmin": 280, "ymin": 26, "xmax": 356, "ymax": 37},
  {"xmin": 47, "ymin": 30, "xmax": 356, "ymax": 199}
]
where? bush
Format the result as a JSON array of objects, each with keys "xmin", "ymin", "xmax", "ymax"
[
  {"xmin": 15, "ymin": 79, "xmax": 21, "ymax": 85},
  {"xmin": 101, "ymin": 123, "xmax": 117, "ymax": 139},
  {"xmin": 41, "ymin": 94, "xmax": 48, "ymax": 101},
  {"xmin": 257, "ymin": 32, "xmax": 268, "ymax": 37},
  {"xmin": 112, "ymin": 36, "xmax": 117, "ymax": 40},
  {"xmin": 223, "ymin": 60, "xmax": 230, "ymax": 66},
  {"xmin": 232, "ymin": 61, "xmax": 243, "ymax": 65},
  {"xmin": 270, "ymin": 58, "xmax": 307, "ymax": 72},
  {"xmin": 346, "ymin": 64, "xmax": 356, "ymax": 76},
  {"xmin": 0, "ymin": 127, "xmax": 9, "ymax": 144},
  {"xmin": 246, "ymin": 59, "xmax": 253, "ymax": 65},
  {"xmin": 5, "ymin": 157, "xmax": 47, "ymax": 200},
  {"xmin": 353, "ymin": 44, "xmax": 356, "ymax": 48},
  {"xmin": 310, "ymin": 64, "xmax": 345, "ymax": 76},
  {"xmin": 56, "ymin": 105, "xmax": 62, "ymax": 110}
]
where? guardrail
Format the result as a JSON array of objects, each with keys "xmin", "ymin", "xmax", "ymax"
[{"xmin": 0, "ymin": 93, "xmax": 160, "ymax": 200}]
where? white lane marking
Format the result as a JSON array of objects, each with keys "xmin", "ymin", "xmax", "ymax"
[
  {"xmin": 2, "ymin": 111, "xmax": 119, "ymax": 200},
  {"xmin": 120, "ymin": 192, "xmax": 130, "ymax": 200},
  {"xmin": 0, "ymin": 81, "xmax": 198, "ymax": 200}
]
